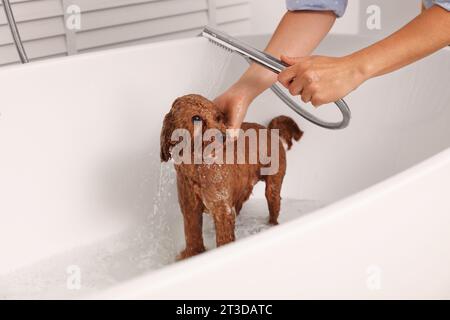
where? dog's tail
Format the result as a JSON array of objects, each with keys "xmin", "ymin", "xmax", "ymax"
[{"xmin": 268, "ymin": 116, "xmax": 303, "ymax": 150}]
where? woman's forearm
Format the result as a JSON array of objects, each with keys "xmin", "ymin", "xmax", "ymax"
[
  {"xmin": 235, "ymin": 10, "xmax": 336, "ymax": 101},
  {"xmin": 353, "ymin": 5, "xmax": 450, "ymax": 81}
]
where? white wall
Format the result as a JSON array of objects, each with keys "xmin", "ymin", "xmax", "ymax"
[
  {"xmin": 358, "ymin": 0, "xmax": 420, "ymax": 38},
  {"xmin": 0, "ymin": 0, "xmax": 252, "ymax": 66},
  {"xmin": 0, "ymin": 0, "xmax": 424, "ymax": 66}
]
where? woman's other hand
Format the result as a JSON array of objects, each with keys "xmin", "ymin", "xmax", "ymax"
[{"xmin": 278, "ymin": 55, "xmax": 366, "ymax": 107}]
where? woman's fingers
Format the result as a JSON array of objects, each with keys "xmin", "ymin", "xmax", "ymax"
[
  {"xmin": 280, "ymin": 55, "xmax": 305, "ymax": 66},
  {"xmin": 277, "ymin": 66, "xmax": 297, "ymax": 88},
  {"xmin": 278, "ymin": 55, "xmax": 308, "ymax": 88},
  {"xmin": 278, "ymin": 56, "xmax": 316, "ymax": 103},
  {"xmin": 213, "ymin": 87, "xmax": 253, "ymax": 139},
  {"xmin": 279, "ymin": 70, "xmax": 316, "ymax": 104},
  {"xmin": 289, "ymin": 77, "xmax": 314, "ymax": 104},
  {"xmin": 286, "ymin": 76, "xmax": 304, "ymax": 96},
  {"xmin": 300, "ymin": 86, "xmax": 313, "ymax": 104}
]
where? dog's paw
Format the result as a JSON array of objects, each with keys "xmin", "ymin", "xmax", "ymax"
[
  {"xmin": 176, "ymin": 247, "xmax": 206, "ymax": 260},
  {"xmin": 268, "ymin": 218, "xmax": 279, "ymax": 226}
]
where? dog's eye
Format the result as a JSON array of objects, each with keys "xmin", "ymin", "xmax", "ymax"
[{"xmin": 192, "ymin": 115, "xmax": 202, "ymax": 123}]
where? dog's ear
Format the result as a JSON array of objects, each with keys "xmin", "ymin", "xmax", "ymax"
[{"xmin": 160, "ymin": 110, "xmax": 175, "ymax": 162}]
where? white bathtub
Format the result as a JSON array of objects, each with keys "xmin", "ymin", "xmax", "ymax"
[{"xmin": 0, "ymin": 34, "xmax": 449, "ymax": 299}]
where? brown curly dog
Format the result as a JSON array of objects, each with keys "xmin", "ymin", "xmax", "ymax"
[{"xmin": 161, "ymin": 94, "xmax": 303, "ymax": 259}]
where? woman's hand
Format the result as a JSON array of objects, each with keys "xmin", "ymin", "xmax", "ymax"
[
  {"xmin": 213, "ymin": 81, "xmax": 256, "ymax": 136},
  {"xmin": 278, "ymin": 55, "xmax": 366, "ymax": 107},
  {"xmin": 213, "ymin": 10, "xmax": 337, "ymax": 131}
]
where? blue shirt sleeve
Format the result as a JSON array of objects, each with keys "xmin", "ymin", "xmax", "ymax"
[
  {"xmin": 423, "ymin": 0, "xmax": 450, "ymax": 11},
  {"xmin": 286, "ymin": 0, "xmax": 348, "ymax": 18}
]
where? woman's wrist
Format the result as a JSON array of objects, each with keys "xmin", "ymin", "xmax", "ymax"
[
  {"xmin": 234, "ymin": 64, "xmax": 278, "ymax": 101},
  {"xmin": 346, "ymin": 50, "xmax": 375, "ymax": 83}
]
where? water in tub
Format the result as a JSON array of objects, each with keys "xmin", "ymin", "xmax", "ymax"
[{"xmin": 0, "ymin": 45, "xmax": 325, "ymax": 299}]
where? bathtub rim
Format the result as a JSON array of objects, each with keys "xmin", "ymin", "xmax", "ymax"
[
  {"xmin": 91, "ymin": 146, "xmax": 450, "ymax": 299},
  {"xmin": 0, "ymin": 36, "xmax": 208, "ymax": 74},
  {"xmin": 2, "ymin": 33, "xmax": 446, "ymax": 75}
]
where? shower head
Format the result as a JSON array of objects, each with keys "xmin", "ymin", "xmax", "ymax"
[
  {"xmin": 200, "ymin": 26, "xmax": 352, "ymax": 130},
  {"xmin": 201, "ymin": 26, "xmax": 288, "ymax": 74}
]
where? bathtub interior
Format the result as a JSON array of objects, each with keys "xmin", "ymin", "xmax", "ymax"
[{"xmin": 0, "ymin": 34, "xmax": 449, "ymax": 299}]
